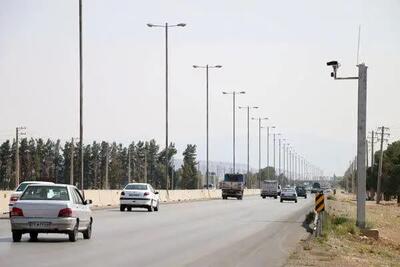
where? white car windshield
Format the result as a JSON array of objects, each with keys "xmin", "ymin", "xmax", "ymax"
[
  {"xmin": 125, "ymin": 184, "xmax": 147, "ymax": 190},
  {"xmin": 20, "ymin": 186, "xmax": 69, "ymax": 201}
]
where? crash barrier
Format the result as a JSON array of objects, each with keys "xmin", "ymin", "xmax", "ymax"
[
  {"xmin": 0, "ymin": 191, "xmax": 13, "ymax": 215},
  {"xmin": 0, "ymin": 189, "xmax": 261, "ymax": 214}
]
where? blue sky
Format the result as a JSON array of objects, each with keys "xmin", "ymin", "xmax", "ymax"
[{"xmin": 1, "ymin": 0, "xmax": 399, "ymax": 175}]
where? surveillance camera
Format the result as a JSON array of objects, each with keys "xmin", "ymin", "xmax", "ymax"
[{"xmin": 326, "ymin": 61, "xmax": 339, "ymax": 67}]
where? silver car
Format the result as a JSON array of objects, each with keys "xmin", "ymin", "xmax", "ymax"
[
  {"xmin": 10, "ymin": 184, "xmax": 93, "ymax": 242},
  {"xmin": 280, "ymin": 188, "xmax": 298, "ymax": 203}
]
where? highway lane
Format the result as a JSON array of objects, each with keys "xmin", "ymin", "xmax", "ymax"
[{"xmin": 0, "ymin": 195, "xmax": 313, "ymax": 267}]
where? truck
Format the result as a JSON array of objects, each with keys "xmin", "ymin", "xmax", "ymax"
[
  {"xmin": 261, "ymin": 180, "xmax": 279, "ymax": 199},
  {"xmin": 311, "ymin": 182, "xmax": 321, "ymax": 193},
  {"xmin": 219, "ymin": 174, "xmax": 245, "ymax": 200}
]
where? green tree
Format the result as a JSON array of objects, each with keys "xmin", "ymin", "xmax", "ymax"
[{"xmin": 180, "ymin": 145, "xmax": 198, "ymax": 189}]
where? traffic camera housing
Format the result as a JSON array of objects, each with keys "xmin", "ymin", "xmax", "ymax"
[{"xmin": 327, "ymin": 60, "xmax": 340, "ymax": 78}]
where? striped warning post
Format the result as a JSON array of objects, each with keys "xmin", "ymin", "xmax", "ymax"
[{"xmin": 315, "ymin": 193, "xmax": 325, "ymax": 212}]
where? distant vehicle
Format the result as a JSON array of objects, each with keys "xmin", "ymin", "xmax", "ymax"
[
  {"xmin": 120, "ymin": 183, "xmax": 160, "ymax": 212},
  {"xmin": 219, "ymin": 174, "xmax": 245, "ymax": 200},
  {"xmin": 10, "ymin": 184, "xmax": 93, "ymax": 242},
  {"xmin": 295, "ymin": 186, "xmax": 307, "ymax": 198},
  {"xmin": 261, "ymin": 180, "xmax": 279, "ymax": 199},
  {"xmin": 311, "ymin": 182, "xmax": 321, "ymax": 193},
  {"xmin": 280, "ymin": 188, "xmax": 298, "ymax": 203},
  {"xmin": 9, "ymin": 181, "xmax": 54, "ymax": 211}
]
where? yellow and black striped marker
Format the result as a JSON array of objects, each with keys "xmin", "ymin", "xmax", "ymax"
[{"xmin": 315, "ymin": 193, "xmax": 325, "ymax": 212}]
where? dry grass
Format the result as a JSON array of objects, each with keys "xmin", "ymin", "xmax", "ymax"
[{"xmin": 285, "ymin": 191, "xmax": 400, "ymax": 267}]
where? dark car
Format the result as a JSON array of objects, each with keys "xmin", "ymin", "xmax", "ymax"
[{"xmin": 295, "ymin": 186, "xmax": 307, "ymax": 198}]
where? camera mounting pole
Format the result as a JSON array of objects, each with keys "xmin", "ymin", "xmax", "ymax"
[{"xmin": 327, "ymin": 61, "xmax": 368, "ymax": 228}]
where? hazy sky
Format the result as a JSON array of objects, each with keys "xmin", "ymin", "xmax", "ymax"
[{"xmin": 1, "ymin": 0, "xmax": 399, "ymax": 176}]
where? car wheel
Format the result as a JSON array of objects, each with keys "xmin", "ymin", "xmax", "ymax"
[
  {"xmin": 68, "ymin": 221, "xmax": 79, "ymax": 242},
  {"xmin": 280, "ymin": 199, "xmax": 283, "ymax": 203},
  {"xmin": 262, "ymin": 196, "xmax": 266, "ymax": 199},
  {"xmin": 274, "ymin": 196, "xmax": 277, "ymax": 199},
  {"xmin": 222, "ymin": 196, "xmax": 227, "ymax": 200},
  {"xmin": 154, "ymin": 201, "xmax": 159, "ymax": 212},
  {"xmin": 83, "ymin": 221, "xmax": 92, "ymax": 240},
  {"xmin": 127, "ymin": 207, "xmax": 132, "ymax": 212},
  {"xmin": 120, "ymin": 205, "xmax": 125, "ymax": 212},
  {"xmin": 295, "ymin": 199, "xmax": 298, "ymax": 203},
  {"xmin": 12, "ymin": 231, "xmax": 22, "ymax": 242},
  {"xmin": 305, "ymin": 195, "xmax": 307, "ymax": 199},
  {"xmin": 148, "ymin": 201, "xmax": 154, "ymax": 212},
  {"xmin": 29, "ymin": 232, "xmax": 38, "ymax": 242}
]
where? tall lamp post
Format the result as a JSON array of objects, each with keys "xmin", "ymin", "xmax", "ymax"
[
  {"xmin": 147, "ymin": 22, "xmax": 186, "ymax": 194},
  {"xmin": 273, "ymin": 132, "xmax": 281, "ymax": 178},
  {"xmin": 266, "ymin": 126, "xmax": 275, "ymax": 179},
  {"xmin": 78, "ymin": 0, "xmax": 84, "ymax": 190},
  {"xmin": 239, "ymin": 106, "xmax": 259, "ymax": 185},
  {"xmin": 327, "ymin": 60, "xmax": 367, "ymax": 228},
  {"xmin": 252, "ymin": 117, "xmax": 268, "ymax": 188},
  {"xmin": 193, "ymin": 64, "xmax": 222, "ymax": 189},
  {"xmin": 222, "ymin": 91, "xmax": 246, "ymax": 173}
]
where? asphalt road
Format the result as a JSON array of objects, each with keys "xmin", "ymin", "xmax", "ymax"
[{"xmin": 0, "ymin": 195, "xmax": 313, "ymax": 267}]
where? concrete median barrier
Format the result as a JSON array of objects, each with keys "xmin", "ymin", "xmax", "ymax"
[
  {"xmin": 0, "ymin": 188, "xmax": 260, "ymax": 212},
  {"xmin": 0, "ymin": 191, "xmax": 13, "ymax": 215}
]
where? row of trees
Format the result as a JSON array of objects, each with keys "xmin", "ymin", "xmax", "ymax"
[
  {"xmin": 0, "ymin": 138, "xmax": 202, "ymax": 190},
  {"xmin": 342, "ymin": 140, "xmax": 400, "ymax": 201}
]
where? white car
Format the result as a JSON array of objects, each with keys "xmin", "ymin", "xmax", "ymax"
[
  {"xmin": 9, "ymin": 181, "xmax": 54, "ymax": 211},
  {"xmin": 120, "ymin": 183, "xmax": 160, "ymax": 212},
  {"xmin": 10, "ymin": 184, "xmax": 93, "ymax": 242}
]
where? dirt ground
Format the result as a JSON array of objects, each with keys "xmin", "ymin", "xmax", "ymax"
[{"xmin": 285, "ymin": 191, "xmax": 400, "ymax": 267}]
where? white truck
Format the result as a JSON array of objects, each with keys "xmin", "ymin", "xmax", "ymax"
[
  {"xmin": 219, "ymin": 174, "xmax": 245, "ymax": 200},
  {"xmin": 261, "ymin": 180, "xmax": 279, "ymax": 199}
]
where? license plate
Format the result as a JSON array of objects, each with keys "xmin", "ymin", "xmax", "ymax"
[
  {"xmin": 28, "ymin": 222, "xmax": 51, "ymax": 228},
  {"xmin": 129, "ymin": 194, "xmax": 140, "ymax": 197}
]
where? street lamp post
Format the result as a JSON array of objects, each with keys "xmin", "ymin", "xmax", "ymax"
[
  {"xmin": 273, "ymin": 133, "xmax": 281, "ymax": 178},
  {"xmin": 222, "ymin": 91, "xmax": 246, "ymax": 173},
  {"xmin": 279, "ymin": 138, "xmax": 285, "ymax": 178},
  {"xmin": 193, "ymin": 64, "xmax": 222, "ymax": 189},
  {"xmin": 239, "ymin": 106, "xmax": 259, "ymax": 186},
  {"xmin": 266, "ymin": 126, "xmax": 275, "ymax": 179},
  {"xmin": 252, "ymin": 117, "xmax": 268, "ymax": 188},
  {"xmin": 327, "ymin": 60, "xmax": 367, "ymax": 228},
  {"xmin": 147, "ymin": 22, "xmax": 186, "ymax": 195},
  {"xmin": 78, "ymin": 0, "xmax": 84, "ymax": 190}
]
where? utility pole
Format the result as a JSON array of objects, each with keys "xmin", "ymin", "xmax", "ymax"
[
  {"xmin": 352, "ymin": 156, "xmax": 356, "ymax": 194},
  {"xmin": 105, "ymin": 144, "xmax": 109, "ymax": 190},
  {"xmin": 15, "ymin": 127, "xmax": 26, "ymax": 187},
  {"xmin": 327, "ymin": 60, "xmax": 368, "ymax": 228},
  {"xmin": 376, "ymin": 126, "xmax": 389, "ymax": 204},
  {"xmin": 273, "ymin": 133, "xmax": 280, "ymax": 178},
  {"xmin": 70, "ymin": 138, "xmax": 74, "ymax": 185},
  {"xmin": 78, "ymin": 0, "xmax": 84, "ymax": 191},
  {"xmin": 128, "ymin": 147, "xmax": 131, "ymax": 183},
  {"xmin": 144, "ymin": 152, "xmax": 148, "ymax": 184}
]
